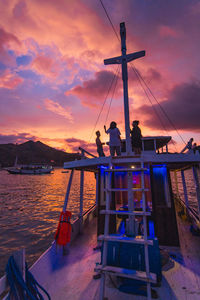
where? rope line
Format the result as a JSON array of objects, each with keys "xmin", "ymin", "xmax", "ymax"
[
  {"xmin": 130, "ymin": 65, "xmax": 178, "ymax": 152},
  {"xmin": 132, "ymin": 65, "xmax": 186, "ymax": 145},
  {"xmin": 98, "ymin": 0, "xmax": 186, "ymax": 148},
  {"xmin": 104, "ymin": 66, "xmax": 120, "ymax": 126},
  {"xmin": 99, "ymin": 0, "xmax": 120, "ymax": 42},
  {"xmin": 6, "ymin": 255, "xmax": 51, "ymax": 300},
  {"xmin": 89, "ymin": 66, "xmax": 119, "ymax": 143}
]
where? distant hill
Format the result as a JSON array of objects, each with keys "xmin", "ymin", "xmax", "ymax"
[{"xmin": 0, "ymin": 140, "xmax": 81, "ymax": 167}]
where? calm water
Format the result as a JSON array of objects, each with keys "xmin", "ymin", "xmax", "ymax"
[{"xmin": 0, "ymin": 168, "xmax": 96, "ymax": 277}]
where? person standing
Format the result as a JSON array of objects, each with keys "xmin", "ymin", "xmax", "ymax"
[
  {"xmin": 131, "ymin": 120, "xmax": 142, "ymax": 154},
  {"xmin": 104, "ymin": 122, "xmax": 121, "ymax": 156},
  {"xmin": 95, "ymin": 131, "xmax": 105, "ymax": 157}
]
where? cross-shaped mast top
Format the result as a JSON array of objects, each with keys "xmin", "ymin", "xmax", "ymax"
[{"xmin": 104, "ymin": 22, "xmax": 145, "ymax": 155}]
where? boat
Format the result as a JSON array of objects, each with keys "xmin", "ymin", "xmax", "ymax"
[
  {"xmin": 6, "ymin": 164, "xmax": 53, "ymax": 174},
  {"xmin": 1, "ymin": 22, "xmax": 200, "ymax": 300}
]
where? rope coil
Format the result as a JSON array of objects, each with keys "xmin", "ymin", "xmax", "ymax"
[{"xmin": 6, "ymin": 255, "xmax": 51, "ymax": 300}]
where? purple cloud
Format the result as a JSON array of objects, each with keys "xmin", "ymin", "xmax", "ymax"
[
  {"xmin": 136, "ymin": 80, "xmax": 200, "ymax": 132},
  {"xmin": 0, "ymin": 133, "xmax": 37, "ymax": 144}
]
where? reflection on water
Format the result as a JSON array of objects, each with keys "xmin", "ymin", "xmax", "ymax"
[{"xmin": 0, "ymin": 168, "xmax": 96, "ymax": 277}]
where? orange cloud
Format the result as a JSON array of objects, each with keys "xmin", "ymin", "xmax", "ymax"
[
  {"xmin": 44, "ymin": 98, "xmax": 73, "ymax": 122},
  {"xmin": 0, "ymin": 27, "xmax": 21, "ymax": 64},
  {"xmin": 0, "ymin": 70, "xmax": 23, "ymax": 89},
  {"xmin": 32, "ymin": 55, "xmax": 61, "ymax": 78},
  {"xmin": 159, "ymin": 25, "xmax": 180, "ymax": 38}
]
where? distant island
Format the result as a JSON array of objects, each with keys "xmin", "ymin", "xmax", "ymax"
[{"xmin": 0, "ymin": 140, "xmax": 81, "ymax": 167}]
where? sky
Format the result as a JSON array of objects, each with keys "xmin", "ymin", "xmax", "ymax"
[{"xmin": 0, "ymin": 0, "xmax": 200, "ymax": 154}]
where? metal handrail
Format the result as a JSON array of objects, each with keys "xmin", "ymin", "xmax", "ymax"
[{"xmin": 78, "ymin": 147, "xmax": 97, "ymax": 158}]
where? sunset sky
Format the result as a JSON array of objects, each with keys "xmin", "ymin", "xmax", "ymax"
[{"xmin": 0, "ymin": 0, "xmax": 200, "ymax": 154}]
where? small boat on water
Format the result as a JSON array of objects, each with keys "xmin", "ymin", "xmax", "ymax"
[
  {"xmin": 6, "ymin": 164, "xmax": 53, "ymax": 174},
  {"xmin": 1, "ymin": 22, "xmax": 200, "ymax": 300}
]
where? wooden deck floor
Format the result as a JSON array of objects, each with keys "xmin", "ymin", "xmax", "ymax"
[{"xmin": 34, "ymin": 215, "xmax": 200, "ymax": 300}]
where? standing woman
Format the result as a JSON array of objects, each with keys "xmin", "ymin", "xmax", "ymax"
[
  {"xmin": 131, "ymin": 120, "xmax": 142, "ymax": 154},
  {"xmin": 104, "ymin": 121, "xmax": 121, "ymax": 156}
]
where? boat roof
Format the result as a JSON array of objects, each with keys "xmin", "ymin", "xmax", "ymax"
[
  {"xmin": 141, "ymin": 136, "xmax": 171, "ymax": 149},
  {"xmin": 64, "ymin": 152, "xmax": 200, "ymax": 172}
]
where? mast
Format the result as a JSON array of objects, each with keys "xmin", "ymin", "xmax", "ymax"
[{"xmin": 104, "ymin": 22, "xmax": 145, "ymax": 155}]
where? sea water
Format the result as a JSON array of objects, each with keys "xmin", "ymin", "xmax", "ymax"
[{"xmin": 0, "ymin": 168, "xmax": 96, "ymax": 277}]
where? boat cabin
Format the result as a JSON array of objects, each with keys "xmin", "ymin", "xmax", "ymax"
[
  {"xmin": 121, "ymin": 136, "xmax": 171, "ymax": 153},
  {"xmin": 64, "ymin": 135, "xmax": 200, "ymax": 248}
]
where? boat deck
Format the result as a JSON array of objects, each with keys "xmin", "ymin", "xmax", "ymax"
[{"xmin": 33, "ymin": 215, "xmax": 200, "ymax": 300}]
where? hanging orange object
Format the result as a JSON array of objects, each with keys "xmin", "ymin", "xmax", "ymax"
[{"xmin": 54, "ymin": 211, "xmax": 72, "ymax": 246}]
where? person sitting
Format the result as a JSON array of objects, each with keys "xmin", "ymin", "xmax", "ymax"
[
  {"xmin": 95, "ymin": 131, "xmax": 105, "ymax": 157},
  {"xmin": 104, "ymin": 122, "xmax": 121, "ymax": 156},
  {"xmin": 130, "ymin": 120, "xmax": 142, "ymax": 154}
]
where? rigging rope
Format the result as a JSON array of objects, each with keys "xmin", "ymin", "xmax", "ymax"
[
  {"xmin": 131, "ymin": 64, "xmax": 186, "ymax": 146},
  {"xmin": 99, "ymin": 0, "xmax": 120, "ymax": 42},
  {"xmin": 130, "ymin": 64, "xmax": 178, "ymax": 152},
  {"xmin": 98, "ymin": 0, "xmax": 186, "ymax": 148},
  {"xmin": 89, "ymin": 66, "xmax": 119, "ymax": 143},
  {"xmin": 104, "ymin": 66, "xmax": 120, "ymax": 126}
]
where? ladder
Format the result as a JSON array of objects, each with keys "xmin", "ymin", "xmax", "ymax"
[{"xmin": 95, "ymin": 159, "xmax": 156, "ymax": 300}]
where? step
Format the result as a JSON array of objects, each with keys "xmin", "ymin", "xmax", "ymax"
[
  {"xmin": 104, "ymin": 188, "xmax": 149, "ymax": 192},
  {"xmin": 100, "ymin": 210, "xmax": 151, "ymax": 216},
  {"xmin": 98, "ymin": 234, "xmax": 153, "ymax": 245},
  {"xmin": 105, "ymin": 168, "xmax": 148, "ymax": 172},
  {"xmin": 94, "ymin": 265, "xmax": 157, "ymax": 283}
]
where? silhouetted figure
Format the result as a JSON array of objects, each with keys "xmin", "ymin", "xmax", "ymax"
[
  {"xmin": 192, "ymin": 143, "xmax": 197, "ymax": 154},
  {"xmin": 104, "ymin": 122, "xmax": 121, "ymax": 156},
  {"xmin": 131, "ymin": 120, "xmax": 142, "ymax": 154},
  {"xmin": 181, "ymin": 138, "xmax": 193, "ymax": 153},
  {"xmin": 95, "ymin": 131, "xmax": 105, "ymax": 157}
]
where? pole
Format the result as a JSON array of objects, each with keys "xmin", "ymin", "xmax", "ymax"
[
  {"xmin": 63, "ymin": 169, "xmax": 74, "ymax": 212},
  {"xmin": 120, "ymin": 23, "xmax": 131, "ymax": 155},
  {"xmin": 192, "ymin": 166, "xmax": 200, "ymax": 216},
  {"xmin": 174, "ymin": 171, "xmax": 179, "ymax": 198},
  {"xmin": 79, "ymin": 170, "xmax": 84, "ymax": 233},
  {"xmin": 181, "ymin": 170, "xmax": 189, "ymax": 212},
  {"xmin": 104, "ymin": 23, "xmax": 145, "ymax": 156}
]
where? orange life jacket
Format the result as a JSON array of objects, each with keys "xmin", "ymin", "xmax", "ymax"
[{"xmin": 54, "ymin": 211, "xmax": 72, "ymax": 246}]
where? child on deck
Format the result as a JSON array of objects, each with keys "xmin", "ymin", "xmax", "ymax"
[
  {"xmin": 95, "ymin": 131, "xmax": 105, "ymax": 157},
  {"xmin": 104, "ymin": 122, "xmax": 121, "ymax": 156}
]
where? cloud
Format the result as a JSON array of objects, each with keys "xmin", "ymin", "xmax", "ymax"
[
  {"xmin": 0, "ymin": 27, "xmax": 20, "ymax": 49},
  {"xmin": 66, "ymin": 70, "xmax": 121, "ymax": 108},
  {"xmin": 159, "ymin": 25, "xmax": 180, "ymax": 38},
  {"xmin": 0, "ymin": 0, "xmax": 200, "ymax": 150},
  {"xmin": 32, "ymin": 55, "xmax": 60, "ymax": 78},
  {"xmin": 0, "ymin": 69, "xmax": 23, "ymax": 89},
  {"xmin": 65, "ymin": 137, "xmax": 96, "ymax": 154},
  {"xmin": 0, "ymin": 27, "xmax": 21, "ymax": 64},
  {"xmin": 135, "ymin": 80, "xmax": 200, "ymax": 132},
  {"xmin": 44, "ymin": 98, "xmax": 73, "ymax": 122},
  {"xmin": 0, "ymin": 133, "xmax": 37, "ymax": 144}
]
